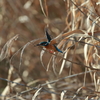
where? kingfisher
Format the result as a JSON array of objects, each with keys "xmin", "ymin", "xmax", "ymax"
[{"xmin": 36, "ymin": 30, "xmax": 63, "ymax": 53}]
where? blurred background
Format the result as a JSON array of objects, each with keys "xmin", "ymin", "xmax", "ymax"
[
  {"xmin": 0, "ymin": 0, "xmax": 67, "ymax": 98},
  {"xmin": 0, "ymin": 0, "xmax": 100, "ymax": 100}
]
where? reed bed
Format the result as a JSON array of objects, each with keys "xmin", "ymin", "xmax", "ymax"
[{"xmin": 0, "ymin": 0, "xmax": 100, "ymax": 100}]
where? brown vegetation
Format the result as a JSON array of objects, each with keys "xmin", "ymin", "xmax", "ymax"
[{"xmin": 0, "ymin": 0, "xmax": 100, "ymax": 100}]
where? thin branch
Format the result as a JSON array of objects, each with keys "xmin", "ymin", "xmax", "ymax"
[{"xmin": 70, "ymin": 0, "xmax": 100, "ymax": 27}]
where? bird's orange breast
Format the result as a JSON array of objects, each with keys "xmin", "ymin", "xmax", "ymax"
[{"xmin": 44, "ymin": 44, "xmax": 56, "ymax": 52}]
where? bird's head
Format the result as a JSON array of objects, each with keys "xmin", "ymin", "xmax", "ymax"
[{"xmin": 37, "ymin": 41, "xmax": 49, "ymax": 46}]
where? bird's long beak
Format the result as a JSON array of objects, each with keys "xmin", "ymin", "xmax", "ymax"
[
  {"xmin": 36, "ymin": 44, "xmax": 40, "ymax": 46},
  {"xmin": 34, "ymin": 44, "xmax": 40, "ymax": 47}
]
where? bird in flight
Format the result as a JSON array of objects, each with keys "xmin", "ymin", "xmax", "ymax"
[{"xmin": 36, "ymin": 30, "xmax": 63, "ymax": 53}]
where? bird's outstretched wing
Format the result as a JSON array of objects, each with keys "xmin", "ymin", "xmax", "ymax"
[
  {"xmin": 53, "ymin": 45, "xmax": 63, "ymax": 53},
  {"xmin": 45, "ymin": 29, "xmax": 52, "ymax": 42}
]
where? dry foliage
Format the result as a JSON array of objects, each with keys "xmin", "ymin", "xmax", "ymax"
[{"xmin": 0, "ymin": 0, "xmax": 100, "ymax": 100}]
